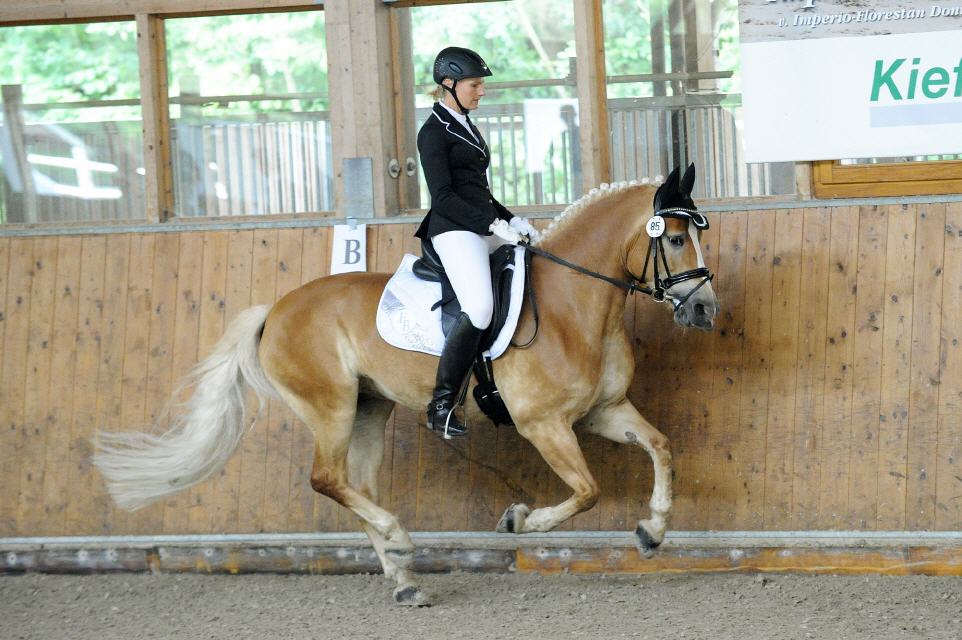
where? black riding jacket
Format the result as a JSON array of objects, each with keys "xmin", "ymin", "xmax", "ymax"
[{"xmin": 414, "ymin": 102, "xmax": 513, "ymax": 240}]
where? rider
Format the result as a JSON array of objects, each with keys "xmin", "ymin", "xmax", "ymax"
[{"xmin": 415, "ymin": 46, "xmax": 539, "ymax": 439}]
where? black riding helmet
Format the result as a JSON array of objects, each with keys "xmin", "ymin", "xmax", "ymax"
[{"xmin": 433, "ymin": 47, "xmax": 492, "ymax": 113}]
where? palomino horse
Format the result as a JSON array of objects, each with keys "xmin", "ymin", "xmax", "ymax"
[{"xmin": 95, "ymin": 164, "xmax": 718, "ymax": 606}]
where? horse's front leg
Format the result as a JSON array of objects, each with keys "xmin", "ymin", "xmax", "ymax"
[
  {"xmin": 582, "ymin": 399, "xmax": 672, "ymax": 556},
  {"xmin": 497, "ymin": 420, "xmax": 599, "ymax": 533}
]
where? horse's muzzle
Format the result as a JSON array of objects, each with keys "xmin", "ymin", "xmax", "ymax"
[{"xmin": 674, "ymin": 294, "xmax": 717, "ymax": 331}]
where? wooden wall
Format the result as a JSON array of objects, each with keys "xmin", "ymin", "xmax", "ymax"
[{"xmin": 0, "ymin": 202, "xmax": 960, "ymax": 537}]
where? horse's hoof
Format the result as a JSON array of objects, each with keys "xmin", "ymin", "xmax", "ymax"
[
  {"xmin": 635, "ymin": 523, "xmax": 662, "ymax": 559},
  {"xmin": 394, "ymin": 585, "xmax": 431, "ymax": 607},
  {"xmin": 496, "ymin": 503, "xmax": 530, "ymax": 534}
]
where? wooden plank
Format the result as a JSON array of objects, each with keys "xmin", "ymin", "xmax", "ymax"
[
  {"xmin": 16, "ymin": 237, "xmax": 59, "ymax": 535},
  {"xmin": 733, "ymin": 210, "xmax": 775, "ymax": 528},
  {"xmin": 677, "ymin": 214, "xmax": 722, "ymax": 531},
  {"xmin": 817, "ymin": 206, "xmax": 859, "ymax": 529},
  {"xmin": 263, "ymin": 228, "xmax": 302, "ymax": 531},
  {"xmin": 0, "ymin": 239, "xmax": 29, "ymax": 535},
  {"xmin": 286, "ymin": 228, "xmax": 325, "ymax": 533},
  {"xmin": 762, "ymin": 208, "xmax": 803, "ymax": 529},
  {"xmin": 63, "ymin": 237, "xmax": 109, "ymax": 537},
  {"xmin": 125, "ymin": 232, "xmax": 180, "ymax": 535},
  {"xmin": 906, "ymin": 203, "xmax": 946, "ymax": 530},
  {"xmin": 237, "ymin": 229, "xmax": 278, "ymax": 532},
  {"xmin": 118, "ymin": 234, "xmax": 158, "ymax": 534},
  {"xmin": 936, "ymin": 202, "xmax": 962, "ymax": 530},
  {"xmin": 876, "ymin": 205, "xmax": 917, "ymax": 529},
  {"xmin": 92, "ymin": 234, "xmax": 132, "ymax": 535},
  {"xmin": 847, "ymin": 206, "xmax": 888, "ymax": 529},
  {"xmin": 136, "ymin": 13, "xmax": 174, "ymax": 222},
  {"xmin": 703, "ymin": 210, "xmax": 748, "ymax": 530},
  {"xmin": 208, "ymin": 230, "xmax": 254, "ymax": 534},
  {"xmin": 38, "ymin": 237, "xmax": 83, "ymax": 535},
  {"xmin": 791, "ymin": 208, "xmax": 832, "ymax": 528},
  {"xmin": 160, "ymin": 232, "xmax": 204, "ymax": 534},
  {"xmin": 185, "ymin": 232, "xmax": 230, "ymax": 533}
]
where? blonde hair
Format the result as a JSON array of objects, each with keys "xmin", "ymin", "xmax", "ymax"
[{"xmin": 429, "ymin": 84, "xmax": 445, "ymax": 101}]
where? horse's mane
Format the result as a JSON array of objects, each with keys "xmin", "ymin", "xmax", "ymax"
[{"xmin": 534, "ymin": 176, "xmax": 663, "ymax": 246}]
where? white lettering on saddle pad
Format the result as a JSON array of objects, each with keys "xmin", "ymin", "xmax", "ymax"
[{"xmin": 375, "ymin": 249, "xmax": 527, "ymax": 360}]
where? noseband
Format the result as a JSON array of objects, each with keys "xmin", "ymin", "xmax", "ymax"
[{"xmin": 627, "ymin": 206, "xmax": 714, "ymax": 311}]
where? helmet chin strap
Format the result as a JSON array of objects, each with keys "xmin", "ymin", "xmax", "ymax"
[{"xmin": 443, "ymin": 80, "xmax": 469, "ymax": 114}]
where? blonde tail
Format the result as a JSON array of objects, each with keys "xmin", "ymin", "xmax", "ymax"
[{"xmin": 93, "ymin": 305, "xmax": 277, "ymax": 511}]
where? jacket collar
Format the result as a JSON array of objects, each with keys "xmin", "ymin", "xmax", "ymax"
[{"xmin": 431, "ymin": 103, "xmax": 488, "ymax": 157}]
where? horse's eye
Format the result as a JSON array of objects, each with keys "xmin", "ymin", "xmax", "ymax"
[{"xmin": 669, "ymin": 235, "xmax": 685, "ymax": 247}]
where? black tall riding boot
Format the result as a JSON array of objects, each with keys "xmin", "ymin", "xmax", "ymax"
[{"xmin": 427, "ymin": 311, "xmax": 483, "ymax": 439}]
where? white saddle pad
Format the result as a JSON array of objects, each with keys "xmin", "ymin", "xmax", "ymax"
[{"xmin": 376, "ymin": 247, "xmax": 527, "ymax": 360}]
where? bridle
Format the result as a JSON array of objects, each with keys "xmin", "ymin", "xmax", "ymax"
[
  {"xmin": 513, "ymin": 206, "xmax": 714, "ymax": 348},
  {"xmin": 626, "ymin": 206, "xmax": 714, "ymax": 311}
]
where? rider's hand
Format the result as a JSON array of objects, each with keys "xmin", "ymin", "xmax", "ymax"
[
  {"xmin": 489, "ymin": 218, "xmax": 523, "ymax": 245},
  {"xmin": 509, "ymin": 216, "xmax": 541, "ymax": 243}
]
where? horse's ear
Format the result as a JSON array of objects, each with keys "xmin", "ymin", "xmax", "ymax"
[
  {"xmin": 654, "ymin": 166, "xmax": 680, "ymax": 211},
  {"xmin": 680, "ymin": 163, "xmax": 696, "ymax": 196}
]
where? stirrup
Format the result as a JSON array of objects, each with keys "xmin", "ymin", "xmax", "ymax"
[{"xmin": 428, "ymin": 400, "xmax": 468, "ymax": 439}]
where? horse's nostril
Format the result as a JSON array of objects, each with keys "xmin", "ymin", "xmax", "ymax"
[{"xmin": 694, "ymin": 303, "xmax": 706, "ymax": 317}]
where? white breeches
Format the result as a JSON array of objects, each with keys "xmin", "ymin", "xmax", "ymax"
[{"xmin": 432, "ymin": 230, "xmax": 503, "ymax": 330}]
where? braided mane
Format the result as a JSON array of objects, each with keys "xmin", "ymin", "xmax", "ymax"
[{"xmin": 533, "ymin": 176, "xmax": 663, "ymax": 246}]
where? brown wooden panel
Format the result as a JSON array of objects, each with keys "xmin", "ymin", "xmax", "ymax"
[
  {"xmin": 734, "ymin": 211, "xmax": 775, "ymax": 528},
  {"xmin": 936, "ymin": 202, "xmax": 962, "ymax": 530},
  {"xmin": 237, "ymin": 229, "xmax": 278, "ymax": 532},
  {"xmin": 848, "ymin": 206, "xmax": 888, "ymax": 529},
  {"xmin": 792, "ymin": 208, "xmax": 831, "ymax": 528},
  {"xmin": 121, "ymin": 234, "xmax": 160, "ymax": 535},
  {"xmin": 38, "ymin": 236, "xmax": 82, "ymax": 536},
  {"xmin": 876, "ymin": 205, "xmax": 916, "ymax": 529},
  {"xmin": 763, "ymin": 208, "xmax": 803, "ymax": 529},
  {"xmin": 63, "ymin": 236, "xmax": 109, "ymax": 536},
  {"xmin": 17, "ymin": 238, "xmax": 59, "ymax": 535},
  {"xmin": 93, "ymin": 234, "xmax": 132, "ymax": 535},
  {"xmin": 161, "ymin": 231, "xmax": 203, "ymax": 534},
  {"xmin": 704, "ymin": 210, "xmax": 748, "ymax": 530},
  {"xmin": 205, "ymin": 230, "xmax": 254, "ymax": 534},
  {"xmin": 906, "ymin": 204, "xmax": 945, "ymax": 530},
  {"xmin": 818, "ymin": 206, "xmax": 859, "ymax": 529},
  {"xmin": 263, "ymin": 228, "xmax": 303, "ymax": 532},
  {"xmin": 0, "ymin": 238, "xmax": 29, "ymax": 535}
]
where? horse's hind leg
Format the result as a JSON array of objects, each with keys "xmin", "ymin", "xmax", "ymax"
[
  {"xmin": 276, "ymin": 384, "xmax": 424, "ymax": 605},
  {"xmin": 347, "ymin": 397, "xmax": 428, "ymax": 606},
  {"xmin": 581, "ymin": 399, "xmax": 672, "ymax": 557}
]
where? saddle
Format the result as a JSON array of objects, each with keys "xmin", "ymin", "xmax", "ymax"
[{"xmin": 411, "ymin": 239, "xmax": 529, "ymax": 426}]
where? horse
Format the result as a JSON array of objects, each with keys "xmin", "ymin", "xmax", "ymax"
[{"xmin": 94, "ymin": 164, "xmax": 718, "ymax": 606}]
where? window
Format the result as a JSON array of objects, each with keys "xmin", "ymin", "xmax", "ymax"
[
  {"xmin": 603, "ymin": 0, "xmax": 795, "ymax": 199},
  {"xmin": 402, "ymin": 1, "xmax": 580, "ymax": 208},
  {"xmin": 165, "ymin": 11, "xmax": 332, "ymax": 217},
  {"xmin": 813, "ymin": 156, "xmax": 962, "ymax": 198},
  {"xmin": 0, "ymin": 22, "xmax": 145, "ymax": 223}
]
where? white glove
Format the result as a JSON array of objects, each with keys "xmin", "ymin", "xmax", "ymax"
[
  {"xmin": 488, "ymin": 218, "xmax": 523, "ymax": 245},
  {"xmin": 509, "ymin": 216, "xmax": 541, "ymax": 243}
]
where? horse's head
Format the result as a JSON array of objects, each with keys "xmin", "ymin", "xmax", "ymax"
[{"xmin": 629, "ymin": 164, "xmax": 718, "ymax": 330}]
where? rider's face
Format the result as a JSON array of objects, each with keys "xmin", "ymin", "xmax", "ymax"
[{"xmin": 445, "ymin": 77, "xmax": 486, "ymax": 110}]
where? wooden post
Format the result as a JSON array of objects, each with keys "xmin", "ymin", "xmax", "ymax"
[
  {"xmin": 137, "ymin": 13, "xmax": 174, "ymax": 222},
  {"xmin": 573, "ymin": 0, "xmax": 611, "ymax": 195},
  {"xmin": 390, "ymin": 7, "xmax": 419, "ymax": 212},
  {"xmin": 1, "ymin": 84, "xmax": 37, "ymax": 223},
  {"xmin": 325, "ymin": 0, "xmax": 399, "ymax": 217}
]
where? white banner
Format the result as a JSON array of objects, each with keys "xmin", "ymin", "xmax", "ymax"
[
  {"xmin": 738, "ymin": 0, "xmax": 962, "ymax": 162},
  {"xmin": 330, "ymin": 224, "xmax": 367, "ymax": 275}
]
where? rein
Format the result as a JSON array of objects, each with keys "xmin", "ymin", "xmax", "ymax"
[{"xmin": 511, "ymin": 207, "xmax": 714, "ymax": 349}]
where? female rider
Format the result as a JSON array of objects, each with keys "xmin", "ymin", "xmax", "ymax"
[{"xmin": 415, "ymin": 46, "xmax": 539, "ymax": 439}]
